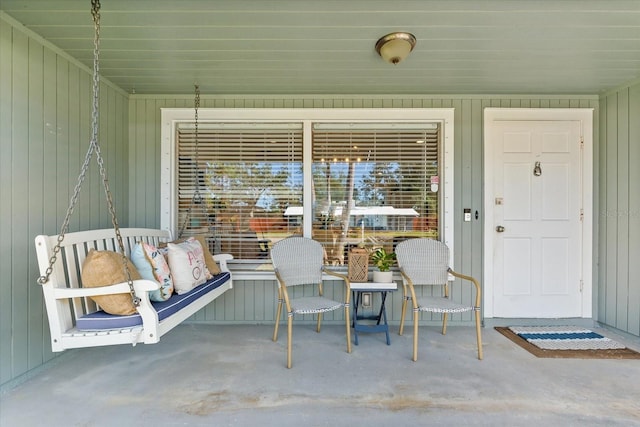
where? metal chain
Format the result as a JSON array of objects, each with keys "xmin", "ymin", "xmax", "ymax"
[
  {"xmin": 36, "ymin": 137, "xmax": 97, "ymax": 285},
  {"xmin": 178, "ymin": 84, "xmax": 203, "ymax": 238},
  {"xmin": 38, "ymin": 0, "xmax": 140, "ymax": 307}
]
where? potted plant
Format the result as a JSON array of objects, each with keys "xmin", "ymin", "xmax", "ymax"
[{"xmin": 370, "ymin": 247, "xmax": 396, "ymax": 283}]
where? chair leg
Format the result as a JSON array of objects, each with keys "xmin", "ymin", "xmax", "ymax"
[
  {"xmin": 273, "ymin": 299, "xmax": 283, "ymax": 342},
  {"xmin": 316, "ymin": 313, "xmax": 323, "ymax": 333},
  {"xmin": 412, "ymin": 310, "xmax": 419, "ymax": 361},
  {"xmin": 475, "ymin": 310, "xmax": 483, "ymax": 360},
  {"xmin": 399, "ymin": 297, "xmax": 407, "ymax": 336},
  {"xmin": 442, "ymin": 312, "xmax": 448, "ymax": 335},
  {"xmin": 286, "ymin": 315, "xmax": 293, "ymax": 369},
  {"xmin": 344, "ymin": 306, "xmax": 352, "ymax": 353}
]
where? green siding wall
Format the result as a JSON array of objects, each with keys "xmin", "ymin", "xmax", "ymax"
[
  {"xmin": 127, "ymin": 95, "xmax": 600, "ymax": 328},
  {"xmin": 599, "ymin": 80, "xmax": 640, "ymax": 337},
  {"xmin": 0, "ymin": 16, "xmax": 129, "ymax": 387}
]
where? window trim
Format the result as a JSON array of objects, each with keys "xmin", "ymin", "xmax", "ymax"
[{"xmin": 160, "ymin": 108, "xmax": 455, "ymax": 270}]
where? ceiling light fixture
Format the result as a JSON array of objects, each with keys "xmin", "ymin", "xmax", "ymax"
[{"xmin": 375, "ymin": 32, "xmax": 417, "ymax": 64}]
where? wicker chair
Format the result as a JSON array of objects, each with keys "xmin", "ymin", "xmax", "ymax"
[
  {"xmin": 395, "ymin": 238, "xmax": 483, "ymax": 361},
  {"xmin": 271, "ymin": 237, "xmax": 352, "ymax": 368}
]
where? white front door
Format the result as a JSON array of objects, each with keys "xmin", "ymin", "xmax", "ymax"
[{"xmin": 484, "ymin": 109, "xmax": 593, "ymax": 319}]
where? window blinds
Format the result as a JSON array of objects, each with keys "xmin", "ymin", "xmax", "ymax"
[
  {"xmin": 310, "ymin": 123, "xmax": 440, "ymax": 264},
  {"xmin": 176, "ymin": 122, "xmax": 303, "ymax": 258},
  {"xmin": 311, "ymin": 123, "xmax": 440, "ymax": 213},
  {"xmin": 175, "ymin": 120, "xmax": 440, "ymax": 262}
]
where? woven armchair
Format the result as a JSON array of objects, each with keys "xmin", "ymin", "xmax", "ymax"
[
  {"xmin": 271, "ymin": 237, "xmax": 352, "ymax": 368},
  {"xmin": 395, "ymin": 238, "xmax": 483, "ymax": 361}
]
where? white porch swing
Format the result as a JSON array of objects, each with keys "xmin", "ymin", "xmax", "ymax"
[{"xmin": 34, "ymin": 0, "xmax": 232, "ymax": 352}]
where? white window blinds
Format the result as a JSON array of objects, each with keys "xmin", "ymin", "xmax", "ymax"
[
  {"xmin": 176, "ymin": 122, "xmax": 303, "ymax": 259},
  {"xmin": 310, "ymin": 123, "xmax": 440, "ymax": 265}
]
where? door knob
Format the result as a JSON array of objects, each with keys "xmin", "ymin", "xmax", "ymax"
[{"xmin": 496, "ymin": 225, "xmax": 505, "ymax": 232}]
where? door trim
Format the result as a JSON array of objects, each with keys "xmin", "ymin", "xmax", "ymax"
[{"xmin": 483, "ymin": 108, "xmax": 593, "ymax": 318}]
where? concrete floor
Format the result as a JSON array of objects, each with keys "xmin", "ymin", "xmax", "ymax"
[{"xmin": 1, "ymin": 323, "xmax": 640, "ymax": 427}]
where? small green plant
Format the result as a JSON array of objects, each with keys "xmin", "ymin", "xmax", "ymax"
[{"xmin": 370, "ymin": 247, "xmax": 396, "ymax": 272}]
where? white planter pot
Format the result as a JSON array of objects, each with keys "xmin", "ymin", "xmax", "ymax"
[{"xmin": 372, "ymin": 270, "xmax": 393, "ymax": 283}]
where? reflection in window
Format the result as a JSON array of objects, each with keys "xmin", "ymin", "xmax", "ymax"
[
  {"xmin": 309, "ymin": 123, "xmax": 440, "ymax": 265},
  {"xmin": 176, "ymin": 123, "xmax": 303, "ymax": 260},
  {"xmin": 175, "ymin": 121, "xmax": 441, "ymax": 264}
]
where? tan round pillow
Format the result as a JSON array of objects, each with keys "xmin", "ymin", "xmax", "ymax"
[{"xmin": 81, "ymin": 249, "xmax": 141, "ymax": 315}]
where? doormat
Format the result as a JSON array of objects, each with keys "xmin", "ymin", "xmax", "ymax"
[{"xmin": 495, "ymin": 326, "xmax": 640, "ymax": 359}]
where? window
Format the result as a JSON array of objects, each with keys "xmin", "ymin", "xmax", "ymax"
[
  {"xmin": 175, "ymin": 123, "xmax": 303, "ymax": 260},
  {"xmin": 161, "ymin": 108, "xmax": 454, "ymax": 268},
  {"xmin": 310, "ymin": 123, "xmax": 440, "ymax": 265}
]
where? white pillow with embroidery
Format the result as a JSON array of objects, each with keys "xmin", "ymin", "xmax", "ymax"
[{"xmin": 167, "ymin": 237, "xmax": 212, "ymax": 294}]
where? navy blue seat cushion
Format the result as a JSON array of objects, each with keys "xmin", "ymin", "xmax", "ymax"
[{"xmin": 76, "ymin": 272, "xmax": 231, "ymax": 331}]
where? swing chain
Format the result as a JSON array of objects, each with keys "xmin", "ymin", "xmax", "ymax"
[
  {"xmin": 90, "ymin": 0, "xmax": 139, "ymax": 306},
  {"xmin": 91, "ymin": 0, "xmax": 100, "ymax": 26},
  {"xmin": 38, "ymin": 0, "xmax": 140, "ymax": 308},
  {"xmin": 178, "ymin": 85, "xmax": 203, "ymax": 238}
]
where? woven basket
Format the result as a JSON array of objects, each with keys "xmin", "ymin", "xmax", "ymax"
[{"xmin": 348, "ymin": 248, "xmax": 369, "ymax": 282}]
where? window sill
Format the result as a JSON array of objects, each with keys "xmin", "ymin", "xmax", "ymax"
[
  {"xmin": 226, "ymin": 260, "xmax": 274, "ymax": 280},
  {"xmin": 227, "ymin": 260, "xmax": 401, "ymax": 282}
]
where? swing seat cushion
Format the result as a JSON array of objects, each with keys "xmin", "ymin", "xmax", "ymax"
[
  {"xmin": 76, "ymin": 272, "xmax": 231, "ymax": 331},
  {"xmin": 81, "ymin": 249, "xmax": 142, "ymax": 315}
]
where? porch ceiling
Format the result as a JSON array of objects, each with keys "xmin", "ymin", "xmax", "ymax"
[{"xmin": 2, "ymin": 0, "xmax": 639, "ymax": 95}]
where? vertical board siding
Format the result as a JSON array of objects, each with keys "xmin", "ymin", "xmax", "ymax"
[
  {"xmin": 0, "ymin": 18, "xmax": 12, "ymax": 387},
  {"xmin": 616, "ymin": 89, "xmax": 630, "ymax": 330},
  {"xmin": 11, "ymin": 28, "xmax": 30, "ymax": 379},
  {"xmin": 598, "ymin": 99, "xmax": 608, "ymax": 324},
  {"xmin": 629, "ymin": 83, "xmax": 640, "ymax": 337},
  {"xmin": 127, "ymin": 94, "xmax": 600, "ymax": 327},
  {"xmin": 27, "ymin": 37, "xmax": 44, "ymax": 371},
  {"xmin": 0, "ymin": 17, "xmax": 129, "ymax": 387},
  {"xmin": 599, "ymin": 81, "xmax": 640, "ymax": 336}
]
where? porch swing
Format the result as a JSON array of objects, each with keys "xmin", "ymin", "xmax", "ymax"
[{"xmin": 34, "ymin": 0, "xmax": 233, "ymax": 352}]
